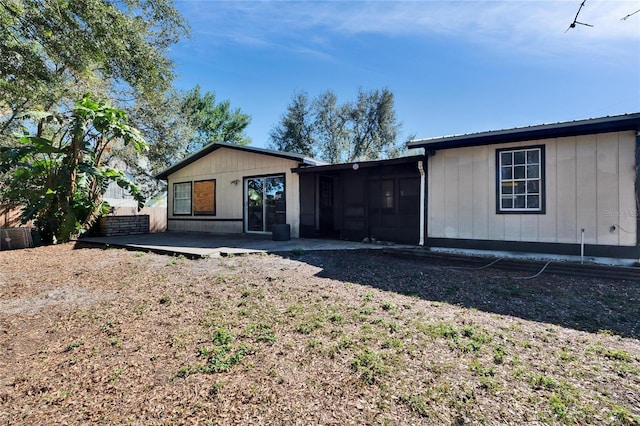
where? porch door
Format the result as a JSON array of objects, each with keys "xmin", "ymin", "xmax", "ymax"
[
  {"xmin": 245, "ymin": 175, "xmax": 285, "ymax": 233},
  {"xmin": 319, "ymin": 176, "xmax": 334, "ymax": 233}
]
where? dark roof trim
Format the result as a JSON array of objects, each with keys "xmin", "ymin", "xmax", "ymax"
[
  {"xmin": 155, "ymin": 142, "xmax": 326, "ymax": 180},
  {"xmin": 407, "ymin": 113, "xmax": 640, "ymax": 151},
  {"xmin": 292, "ymin": 155, "xmax": 424, "ymax": 174}
]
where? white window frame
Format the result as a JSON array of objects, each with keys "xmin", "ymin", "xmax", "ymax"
[
  {"xmin": 173, "ymin": 182, "xmax": 192, "ymax": 215},
  {"xmin": 497, "ymin": 146, "xmax": 544, "ymax": 213}
]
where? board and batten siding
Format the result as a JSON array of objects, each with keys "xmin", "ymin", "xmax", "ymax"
[
  {"xmin": 427, "ymin": 130, "xmax": 637, "ymax": 246},
  {"xmin": 166, "ymin": 147, "xmax": 302, "ymax": 237}
]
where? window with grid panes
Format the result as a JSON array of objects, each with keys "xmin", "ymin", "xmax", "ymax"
[
  {"xmin": 173, "ymin": 182, "xmax": 192, "ymax": 215},
  {"xmin": 497, "ymin": 146, "xmax": 544, "ymax": 213}
]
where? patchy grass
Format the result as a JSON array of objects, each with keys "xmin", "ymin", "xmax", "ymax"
[{"xmin": 0, "ymin": 244, "xmax": 638, "ymax": 424}]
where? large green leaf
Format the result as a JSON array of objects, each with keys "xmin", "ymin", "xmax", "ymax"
[
  {"xmin": 23, "ymin": 136, "xmax": 63, "ymax": 154},
  {"xmin": 1, "ymin": 93, "xmax": 149, "ymax": 243}
]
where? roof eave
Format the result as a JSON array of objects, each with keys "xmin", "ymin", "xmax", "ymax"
[
  {"xmin": 154, "ymin": 143, "xmax": 326, "ymax": 180},
  {"xmin": 407, "ymin": 113, "xmax": 640, "ymax": 151},
  {"xmin": 154, "ymin": 144, "xmax": 219, "ymax": 180}
]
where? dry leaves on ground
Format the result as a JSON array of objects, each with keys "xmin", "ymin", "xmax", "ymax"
[{"xmin": 0, "ymin": 243, "xmax": 639, "ymax": 425}]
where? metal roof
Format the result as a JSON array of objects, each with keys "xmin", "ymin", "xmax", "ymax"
[
  {"xmin": 407, "ymin": 113, "xmax": 640, "ymax": 151},
  {"xmin": 155, "ymin": 142, "xmax": 326, "ymax": 180}
]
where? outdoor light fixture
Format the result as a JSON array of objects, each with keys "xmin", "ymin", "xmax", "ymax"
[{"xmin": 230, "ymin": 179, "xmax": 240, "ymax": 185}]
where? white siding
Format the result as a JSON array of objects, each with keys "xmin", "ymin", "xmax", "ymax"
[
  {"xmin": 458, "ymin": 149, "xmax": 474, "ymax": 238},
  {"xmin": 166, "ymin": 147, "xmax": 302, "ymax": 238},
  {"xmin": 428, "ymin": 152, "xmax": 446, "ymax": 238},
  {"xmin": 427, "ymin": 130, "xmax": 637, "ymax": 247},
  {"xmin": 618, "ymin": 136, "xmax": 637, "ymax": 246},
  {"xmin": 538, "ymin": 138, "xmax": 557, "ymax": 242},
  {"xmin": 486, "ymin": 150, "xmax": 504, "ymax": 240},
  {"xmin": 596, "ymin": 133, "xmax": 619, "ymax": 245},
  {"xmin": 443, "ymin": 149, "xmax": 460, "ymax": 238},
  {"xmin": 471, "ymin": 146, "xmax": 490, "ymax": 239},
  {"xmin": 555, "ymin": 137, "xmax": 576, "ymax": 242},
  {"xmin": 576, "ymin": 135, "xmax": 598, "ymax": 244}
]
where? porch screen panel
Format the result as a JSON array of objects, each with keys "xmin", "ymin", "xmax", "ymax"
[{"xmin": 399, "ymin": 178, "xmax": 420, "ymax": 214}]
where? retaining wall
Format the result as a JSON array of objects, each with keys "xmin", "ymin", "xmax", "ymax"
[{"xmin": 98, "ymin": 215, "xmax": 149, "ymax": 237}]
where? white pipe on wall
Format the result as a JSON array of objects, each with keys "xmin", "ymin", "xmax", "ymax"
[
  {"xmin": 581, "ymin": 228, "xmax": 585, "ymax": 263},
  {"xmin": 418, "ymin": 160, "xmax": 425, "ymax": 246}
]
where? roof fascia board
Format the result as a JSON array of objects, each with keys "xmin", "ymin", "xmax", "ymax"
[
  {"xmin": 292, "ymin": 155, "xmax": 423, "ymax": 173},
  {"xmin": 155, "ymin": 142, "xmax": 324, "ymax": 180}
]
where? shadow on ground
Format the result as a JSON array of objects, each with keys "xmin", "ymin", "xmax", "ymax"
[{"xmin": 288, "ymin": 250, "xmax": 640, "ymax": 340}]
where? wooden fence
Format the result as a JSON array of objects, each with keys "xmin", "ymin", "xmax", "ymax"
[
  {"xmin": 0, "ymin": 205, "xmax": 166, "ymax": 233},
  {"xmin": 0, "ymin": 205, "xmax": 29, "ymax": 228}
]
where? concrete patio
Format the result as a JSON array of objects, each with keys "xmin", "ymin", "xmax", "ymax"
[{"xmin": 77, "ymin": 231, "xmax": 411, "ymax": 257}]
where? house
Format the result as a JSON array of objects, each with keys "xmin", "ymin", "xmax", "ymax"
[
  {"xmin": 155, "ymin": 142, "xmax": 426, "ymax": 244},
  {"xmin": 155, "ymin": 142, "xmax": 325, "ymax": 238},
  {"xmin": 155, "ymin": 113, "xmax": 640, "ymax": 260},
  {"xmin": 407, "ymin": 113, "xmax": 640, "ymax": 260}
]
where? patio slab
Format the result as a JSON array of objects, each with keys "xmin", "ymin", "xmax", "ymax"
[{"xmin": 77, "ymin": 232, "xmax": 411, "ymax": 257}]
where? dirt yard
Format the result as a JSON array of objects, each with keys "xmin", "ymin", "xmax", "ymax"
[{"xmin": 1, "ymin": 243, "xmax": 639, "ymax": 425}]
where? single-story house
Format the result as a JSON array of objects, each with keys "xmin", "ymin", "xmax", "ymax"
[
  {"xmin": 155, "ymin": 142, "xmax": 325, "ymax": 238},
  {"xmin": 155, "ymin": 113, "xmax": 640, "ymax": 260},
  {"xmin": 407, "ymin": 112, "xmax": 640, "ymax": 259}
]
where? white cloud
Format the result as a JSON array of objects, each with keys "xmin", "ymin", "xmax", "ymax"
[
  {"xmin": 349, "ymin": 1, "xmax": 637, "ymax": 37},
  {"xmin": 180, "ymin": 1, "xmax": 639, "ymax": 49},
  {"xmin": 173, "ymin": 0, "xmax": 640, "ymax": 73}
]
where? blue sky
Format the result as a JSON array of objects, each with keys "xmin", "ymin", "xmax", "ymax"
[{"xmin": 170, "ymin": 0, "xmax": 640, "ymax": 149}]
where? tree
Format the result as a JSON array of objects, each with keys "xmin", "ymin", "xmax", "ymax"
[
  {"xmin": 126, "ymin": 91, "xmax": 194, "ymax": 176},
  {"xmin": 313, "ymin": 91, "xmax": 349, "ymax": 164},
  {"xmin": 180, "ymin": 85, "xmax": 252, "ymax": 153},
  {"xmin": 122, "ymin": 86, "xmax": 252, "ymax": 180},
  {"xmin": 0, "ymin": 0, "xmax": 188, "ymax": 142},
  {"xmin": 0, "ymin": 94, "xmax": 147, "ymax": 243},
  {"xmin": 269, "ymin": 92, "xmax": 316, "ymax": 158},
  {"xmin": 0, "ymin": 0, "xmax": 188, "ymax": 208},
  {"xmin": 269, "ymin": 88, "xmax": 404, "ymax": 163},
  {"xmin": 346, "ymin": 88, "xmax": 401, "ymax": 162}
]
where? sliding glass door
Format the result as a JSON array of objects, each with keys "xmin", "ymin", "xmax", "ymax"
[{"xmin": 245, "ymin": 175, "xmax": 285, "ymax": 233}]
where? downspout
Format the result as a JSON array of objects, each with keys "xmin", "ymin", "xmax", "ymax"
[
  {"xmin": 635, "ymin": 130, "xmax": 640, "ymax": 260},
  {"xmin": 418, "ymin": 160, "xmax": 425, "ymax": 246},
  {"xmin": 165, "ymin": 179, "xmax": 170, "ymax": 232}
]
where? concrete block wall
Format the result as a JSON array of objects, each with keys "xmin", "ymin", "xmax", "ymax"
[
  {"xmin": 0, "ymin": 227, "xmax": 33, "ymax": 250},
  {"xmin": 98, "ymin": 215, "xmax": 149, "ymax": 237}
]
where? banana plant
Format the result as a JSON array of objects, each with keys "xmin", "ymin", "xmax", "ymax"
[{"xmin": 0, "ymin": 94, "xmax": 148, "ymax": 243}]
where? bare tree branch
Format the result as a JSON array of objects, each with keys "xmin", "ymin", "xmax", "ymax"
[
  {"xmin": 621, "ymin": 8, "xmax": 640, "ymax": 21},
  {"xmin": 566, "ymin": 0, "xmax": 593, "ymax": 33}
]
